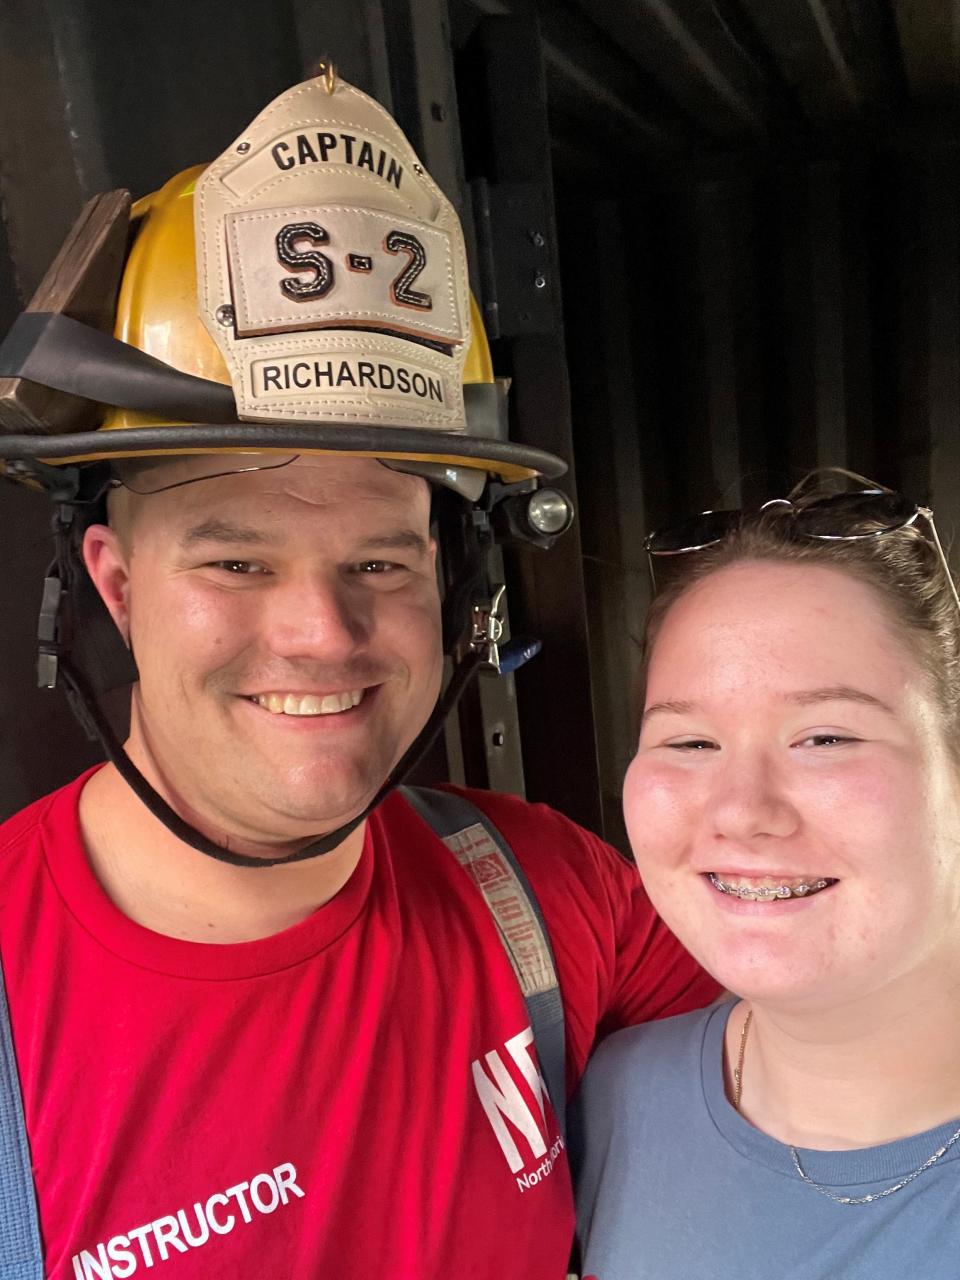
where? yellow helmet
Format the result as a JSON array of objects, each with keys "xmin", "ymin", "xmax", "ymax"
[
  {"xmin": 109, "ymin": 167, "xmax": 496, "ymax": 424},
  {"xmin": 0, "ymin": 72, "xmax": 563, "ymax": 489}
]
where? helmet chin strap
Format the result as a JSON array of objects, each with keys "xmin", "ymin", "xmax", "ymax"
[
  {"xmin": 59, "ymin": 653, "xmax": 483, "ymax": 867},
  {"xmin": 37, "ymin": 473, "xmax": 502, "ymax": 867}
]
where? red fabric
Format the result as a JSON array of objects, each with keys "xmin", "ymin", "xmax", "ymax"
[{"xmin": 0, "ymin": 771, "xmax": 718, "ymax": 1280}]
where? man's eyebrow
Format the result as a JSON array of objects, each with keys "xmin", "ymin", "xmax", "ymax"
[
  {"xmin": 180, "ymin": 519, "xmax": 281, "ymax": 548},
  {"xmin": 179, "ymin": 522, "xmax": 430, "ymax": 554},
  {"xmin": 785, "ymin": 686, "xmax": 895, "ymax": 713},
  {"xmin": 355, "ymin": 529, "xmax": 430, "ymax": 555}
]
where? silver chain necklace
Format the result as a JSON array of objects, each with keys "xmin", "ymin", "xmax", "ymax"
[{"xmin": 734, "ymin": 1009, "xmax": 960, "ymax": 1205}]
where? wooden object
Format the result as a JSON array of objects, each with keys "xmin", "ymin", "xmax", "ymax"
[{"xmin": 0, "ymin": 189, "xmax": 131, "ymax": 434}]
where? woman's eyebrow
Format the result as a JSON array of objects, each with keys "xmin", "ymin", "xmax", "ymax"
[
  {"xmin": 641, "ymin": 686, "xmax": 895, "ymax": 726},
  {"xmin": 642, "ymin": 699, "xmax": 698, "ymax": 725},
  {"xmin": 786, "ymin": 686, "xmax": 895, "ymax": 713}
]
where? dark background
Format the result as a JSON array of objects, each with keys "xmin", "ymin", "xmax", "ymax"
[{"xmin": 1, "ymin": 0, "xmax": 957, "ymax": 851}]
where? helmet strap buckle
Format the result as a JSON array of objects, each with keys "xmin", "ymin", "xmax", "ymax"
[
  {"xmin": 37, "ymin": 572, "xmax": 65, "ymax": 692},
  {"xmin": 35, "ymin": 498, "xmax": 82, "ymax": 695},
  {"xmin": 470, "ymin": 583, "xmax": 507, "ymax": 673}
]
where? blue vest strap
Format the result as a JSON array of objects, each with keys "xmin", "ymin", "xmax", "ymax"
[
  {"xmin": 0, "ymin": 952, "xmax": 43, "ymax": 1278},
  {"xmin": 401, "ymin": 785, "xmax": 567, "ymax": 1139}
]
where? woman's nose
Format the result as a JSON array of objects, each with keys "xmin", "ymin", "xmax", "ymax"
[{"xmin": 708, "ymin": 753, "xmax": 800, "ymax": 844}]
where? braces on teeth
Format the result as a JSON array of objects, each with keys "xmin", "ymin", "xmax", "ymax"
[{"xmin": 708, "ymin": 873, "xmax": 835, "ymax": 901}]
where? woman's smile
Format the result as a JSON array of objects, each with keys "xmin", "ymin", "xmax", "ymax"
[{"xmin": 626, "ymin": 558, "xmax": 960, "ymax": 1008}]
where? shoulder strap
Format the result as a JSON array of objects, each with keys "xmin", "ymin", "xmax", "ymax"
[
  {"xmin": 0, "ymin": 954, "xmax": 43, "ymax": 1279},
  {"xmin": 401, "ymin": 785, "xmax": 567, "ymax": 1140}
]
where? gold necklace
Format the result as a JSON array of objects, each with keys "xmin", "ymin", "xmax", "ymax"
[
  {"xmin": 731, "ymin": 1005, "xmax": 960, "ymax": 1204},
  {"xmin": 732, "ymin": 1008, "xmax": 752, "ymax": 1111}
]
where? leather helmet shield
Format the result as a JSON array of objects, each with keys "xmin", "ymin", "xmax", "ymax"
[{"xmin": 195, "ymin": 75, "xmax": 469, "ymax": 431}]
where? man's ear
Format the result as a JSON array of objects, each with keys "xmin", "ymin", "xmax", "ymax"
[{"xmin": 82, "ymin": 524, "xmax": 132, "ymax": 643}]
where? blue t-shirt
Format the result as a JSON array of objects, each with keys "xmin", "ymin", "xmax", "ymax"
[{"xmin": 574, "ymin": 1001, "xmax": 960, "ymax": 1279}]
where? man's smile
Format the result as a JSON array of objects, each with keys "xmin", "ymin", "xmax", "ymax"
[{"xmin": 248, "ymin": 690, "xmax": 366, "ymax": 716}]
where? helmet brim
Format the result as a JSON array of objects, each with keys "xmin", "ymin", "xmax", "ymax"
[{"xmin": 0, "ymin": 422, "xmax": 565, "ymax": 484}]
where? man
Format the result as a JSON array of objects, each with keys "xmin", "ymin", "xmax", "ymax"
[{"xmin": 0, "ymin": 72, "xmax": 716, "ymax": 1279}]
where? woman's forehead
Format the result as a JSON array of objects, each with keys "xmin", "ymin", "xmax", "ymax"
[{"xmin": 648, "ymin": 560, "xmax": 916, "ymax": 696}]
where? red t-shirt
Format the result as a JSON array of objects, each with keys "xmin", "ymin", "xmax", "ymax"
[{"xmin": 0, "ymin": 770, "xmax": 717, "ymax": 1280}]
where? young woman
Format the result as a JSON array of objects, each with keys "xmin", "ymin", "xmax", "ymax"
[{"xmin": 574, "ymin": 475, "xmax": 960, "ymax": 1279}]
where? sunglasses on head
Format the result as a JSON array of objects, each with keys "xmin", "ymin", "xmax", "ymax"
[{"xmin": 644, "ymin": 486, "xmax": 960, "ymax": 613}]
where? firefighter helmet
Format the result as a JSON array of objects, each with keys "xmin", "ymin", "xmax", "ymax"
[
  {"xmin": 0, "ymin": 70, "xmax": 563, "ymax": 489},
  {"xmin": 0, "ymin": 70, "xmax": 570, "ymax": 869}
]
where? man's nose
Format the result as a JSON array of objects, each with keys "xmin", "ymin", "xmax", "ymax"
[
  {"xmin": 264, "ymin": 574, "xmax": 368, "ymax": 662},
  {"xmin": 708, "ymin": 751, "xmax": 800, "ymax": 845}
]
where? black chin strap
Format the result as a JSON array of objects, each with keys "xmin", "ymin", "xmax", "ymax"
[
  {"xmin": 60, "ymin": 654, "xmax": 483, "ymax": 867},
  {"xmin": 38, "ymin": 475, "xmax": 495, "ymax": 868}
]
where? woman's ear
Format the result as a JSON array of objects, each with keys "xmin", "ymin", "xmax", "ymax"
[{"xmin": 83, "ymin": 524, "xmax": 132, "ymax": 643}]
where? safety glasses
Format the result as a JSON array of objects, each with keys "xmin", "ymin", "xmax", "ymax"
[
  {"xmin": 108, "ymin": 453, "xmax": 300, "ymax": 495},
  {"xmin": 644, "ymin": 486, "xmax": 960, "ymax": 613}
]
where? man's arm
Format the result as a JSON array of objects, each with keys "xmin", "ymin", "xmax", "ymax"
[
  {"xmin": 454, "ymin": 787, "xmax": 722, "ymax": 1092},
  {"xmin": 596, "ymin": 853, "xmax": 722, "ymax": 1040}
]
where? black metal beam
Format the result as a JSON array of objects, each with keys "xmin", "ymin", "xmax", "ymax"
[
  {"xmin": 465, "ymin": 12, "xmax": 603, "ymax": 831},
  {"xmin": 895, "ymin": 141, "xmax": 960, "ymax": 558},
  {"xmin": 384, "ymin": 0, "xmax": 532, "ymax": 795},
  {"xmin": 382, "ymin": 0, "xmax": 472, "ymax": 219},
  {"xmin": 0, "ymin": 0, "xmax": 90, "ymax": 300},
  {"xmin": 894, "ymin": 0, "xmax": 960, "ymax": 102},
  {"xmin": 39, "ymin": 0, "xmax": 304, "ymax": 198},
  {"xmin": 570, "ymin": 0, "xmax": 773, "ymax": 140},
  {"xmin": 558, "ymin": 195, "xmax": 655, "ymax": 850},
  {"xmin": 291, "ymin": 0, "xmax": 394, "ymax": 105},
  {"xmin": 468, "ymin": 0, "xmax": 702, "ymax": 154},
  {"xmin": 733, "ymin": 0, "xmax": 906, "ymax": 126}
]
